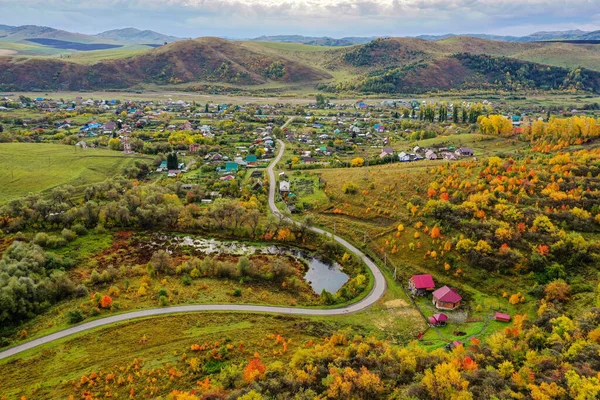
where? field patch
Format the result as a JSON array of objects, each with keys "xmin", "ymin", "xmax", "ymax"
[{"xmin": 0, "ymin": 143, "xmax": 151, "ymax": 203}]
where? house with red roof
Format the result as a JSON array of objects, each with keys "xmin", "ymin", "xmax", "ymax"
[
  {"xmin": 429, "ymin": 313, "xmax": 448, "ymax": 327},
  {"xmin": 432, "ymin": 285, "xmax": 462, "ymax": 309},
  {"xmin": 408, "ymin": 274, "xmax": 435, "ymax": 296}
]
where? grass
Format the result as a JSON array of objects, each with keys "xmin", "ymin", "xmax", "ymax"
[
  {"xmin": 0, "ymin": 313, "xmax": 341, "ymax": 398},
  {"xmin": 0, "ymin": 143, "xmax": 152, "ymax": 203}
]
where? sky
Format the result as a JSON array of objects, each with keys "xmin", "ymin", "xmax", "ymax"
[{"xmin": 1, "ymin": 0, "xmax": 599, "ymax": 38}]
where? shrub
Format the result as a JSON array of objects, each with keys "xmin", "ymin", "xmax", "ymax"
[
  {"xmin": 151, "ymin": 250, "xmax": 173, "ymax": 274},
  {"xmin": 71, "ymin": 223, "xmax": 87, "ymax": 236},
  {"xmin": 216, "ymin": 262, "xmax": 237, "ymax": 279},
  {"xmin": 67, "ymin": 310, "xmax": 84, "ymax": 324},
  {"xmin": 159, "ymin": 295, "xmax": 168, "ymax": 306},
  {"xmin": 33, "ymin": 232, "xmax": 50, "ymax": 247},
  {"xmin": 237, "ymin": 256, "xmax": 252, "ymax": 276},
  {"xmin": 181, "ymin": 275, "xmax": 192, "ymax": 286},
  {"xmin": 342, "ymin": 181, "xmax": 359, "ymax": 194},
  {"xmin": 61, "ymin": 228, "xmax": 77, "ymax": 242},
  {"xmin": 74, "ymin": 284, "xmax": 89, "ymax": 298},
  {"xmin": 233, "ymin": 288, "xmax": 242, "ymax": 297},
  {"xmin": 90, "ymin": 270, "xmax": 102, "ymax": 284}
]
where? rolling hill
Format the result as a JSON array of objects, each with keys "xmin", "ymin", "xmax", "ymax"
[
  {"xmin": 0, "ymin": 37, "xmax": 332, "ymax": 91},
  {"xmin": 0, "ymin": 35, "xmax": 599, "ymax": 93}
]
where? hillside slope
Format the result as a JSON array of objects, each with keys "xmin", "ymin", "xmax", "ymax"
[{"xmin": 0, "ymin": 38, "xmax": 332, "ymax": 90}]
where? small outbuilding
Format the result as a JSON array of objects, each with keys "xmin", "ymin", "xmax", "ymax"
[
  {"xmin": 494, "ymin": 312, "xmax": 511, "ymax": 322},
  {"xmin": 429, "ymin": 313, "xmax": 448, "ymax": 327}
]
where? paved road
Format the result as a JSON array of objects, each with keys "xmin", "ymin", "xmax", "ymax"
[{"xmin": 0, "ymin": 125, "xmax": 386, "ymax": 362}]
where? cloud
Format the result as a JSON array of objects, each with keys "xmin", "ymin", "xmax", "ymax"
[{"xmin": 0, "ymin": 0, "xmax": 599, "ymax": 37}]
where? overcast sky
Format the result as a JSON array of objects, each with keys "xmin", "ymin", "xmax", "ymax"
[{"xmin": 1, "ymin": 0, "xmax": 599, "ymax": 38}]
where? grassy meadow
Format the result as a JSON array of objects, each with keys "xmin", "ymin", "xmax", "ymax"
[{"xmin": 0, "ymin": 143, "xmax": 152, "ymax": 203}]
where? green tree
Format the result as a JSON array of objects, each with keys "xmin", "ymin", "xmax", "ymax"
[{"xmin": 167, "ymin": 152, "xmax": 179, "ymax": 170}]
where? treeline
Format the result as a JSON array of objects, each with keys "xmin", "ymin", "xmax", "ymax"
[
  {"xmin": 0, "ymin": 241, "xmax": 84, "ymax": 333},
  {"xmin": 455, "ymin": 53, "xmax": 600, "ymax": 92}
]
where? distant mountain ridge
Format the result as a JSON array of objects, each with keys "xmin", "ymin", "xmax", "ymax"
[
  {"xmin": 0, "ymin": 24, "xmax": 182, "ymax": 45},
  {"xmin": 251, "ymin": 35, "xmax": 378, "ymax": 46},
  {"xmin": 415, "ymin": 29, "xmax": 600, "ymax": 42},
  {"xmin": 251, "ymin": 30, "xmax": 600, "ymax": 46},
  {"xmin": 95, "ymin": 28, "xmax": 182, "ymax": 44}
]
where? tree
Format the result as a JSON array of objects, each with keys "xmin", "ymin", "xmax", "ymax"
[
  {"xmin": 350, "ymin": 157, "xmax": 364, "ymax": 167},
  {"xmin": 545, "ymin": 280, "xmax": 570, "ymax": 302},
  {"xmin": 108, "ymin": 138, "xmax": 121, "ymax": 151},
  {"xmin": 316, "ymin": 94, "xmax": 328, "ymax": 108},
  {"xmin": 243, "ymin": 355, "xmax": 266, "ymax": 383},
  {"xmin": 99, "ymin": 295, "xmax": 113, "ymax": 308},
  {"xmin": 151, "ymin": 250, "xmax": 173, "ymax": 274},
  {"xmin": 167, "ymin": 153, "xmax": 179, "ymax": 170}
]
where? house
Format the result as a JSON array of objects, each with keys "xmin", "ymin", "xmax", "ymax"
[
  {"xmin": 429, "ymin": 313, "xmax": 448, "ymax": 327},
  {"xmin": 224, "ymin": 162, "xmax": 239, "ymax": 173},
  {"xmin": 408, "ymin": 274, "xmax": 436, "ymax": 296},
  {"xmin": 441, "ymin": 152, "xmax": 458, "ymax": 161},
  {"xmin": 494, "ymin": 312, "xmax": 511, "ymax": 322},
  {"xmin": 189, "ymin": 144, "xmax": 201, "ymax": 152},
  {"xmin": 157, "ymin": 161, "xmax": 168, "ymax": 171},
  {"xmin": 398, "ymin": 152, "xmax": 411, "ymax": 162},
  {"xmin": 303, "ymin": 157, "xmax": 317, "ymax": 164},
  {"xmin": 511, "ymin": 115, "xmax": 522, "ymax": 126},
  {"xmin": 432, "ymin": 286, "xmax": 462, "ymax": 310},
  {"xmin": 246, "ymin": 155, "xmax": 258, "ymax": 167},
  {"xmin": 455, "ymin": 147, "xmax": 474, "ymax": 157},
  {"xmin": 374, "ymin": 124, "xmax": 385, "ymax": 133},
  {"xmin": 379, "ymin": 147, "xmax": 394, "ymax": 158},
  {"xmin": 425, "ymin": 150, "xmax": 438, "ymax": 160},
  {"xmin": 220, "ymin": 175, "xmax": 235, "ymax": 181},
  {"xmin": 167, "ymin": 169, "xmax": 181, "ymax": 177},
  {"xmin": 279, "ymin": 181, "xmax": 290, "ymax": 193},
  {"xmin": 355, "ymin": 100, "xmax": 368, "ymax": 110}
]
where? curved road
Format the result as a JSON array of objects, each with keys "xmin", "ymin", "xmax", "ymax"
[{"xmin": 0, "ymin": 131, "xmax": 386, "ymax": 362}]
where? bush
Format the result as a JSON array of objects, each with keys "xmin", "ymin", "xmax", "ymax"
[
  {"xmin": 61, "ymin": 228, "xmax": 77, "ymax": 242},
  {"xmin": 33, "ymin": 232, "xmax": 50, "ymax": 247},
  {"xmin": 342, "ymin": 181, "xmax": 359, "ymax": 194},
  {"xmin": 67, "ymin": 310, "xmax": 84, "ymax": 324},
  {"xmin": 71, "ymin": 223, "xmax": 87, "ymax": 236},
  {"xmin": 216, "ymin": 262, "xmax": 237, "ymax": 279},
  {"xmin": 159, "ymin": 295, "xmax": 168, "ymax": 306},
  {"xmin": 90, "ymin": 270, "xmax": 102, "ymax": 284},
  {"xmin": 181, "ymin": 275, "xmax": 192, "ymax": 286},
  {"xmin": 233, "ymin": 288, "xmax": 242, "ymax": 297},
  {"xmin": 151, "ymin": 250, "xmax": 173, "ymax": 274},
  {"xmin": 74, "ymin": 284, "xmax": 89, "ymax": 298}
]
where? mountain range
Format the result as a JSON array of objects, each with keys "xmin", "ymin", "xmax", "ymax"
[
  {"xmin": 250, "ymin": 30, "xmax": 600, "ymax": 46},
  {"xmin": 1, "ymin": 35, "xmax": 600, "ymax": 94},
  {"xmin": 0, "ymin": 25, "xmax": 182, "ymax": 45}
]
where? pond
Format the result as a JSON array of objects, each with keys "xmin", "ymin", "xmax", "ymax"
[{"xmin": 147, "ymin": 235, "xmax": 349, "ymax": 294}]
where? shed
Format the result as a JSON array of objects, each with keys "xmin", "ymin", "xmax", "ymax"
[
  {"xmin": 494, "ymin": 312, "xmax": 511, "ymax": 322},
  {"xmin": 429, "ymin": 313, "xmax": 448, "ymax": 326}
]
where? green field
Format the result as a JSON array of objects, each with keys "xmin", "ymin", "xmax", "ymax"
[{"xmin": 0, "ymin": 143, "xmax": 152, "ymax": 203}]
